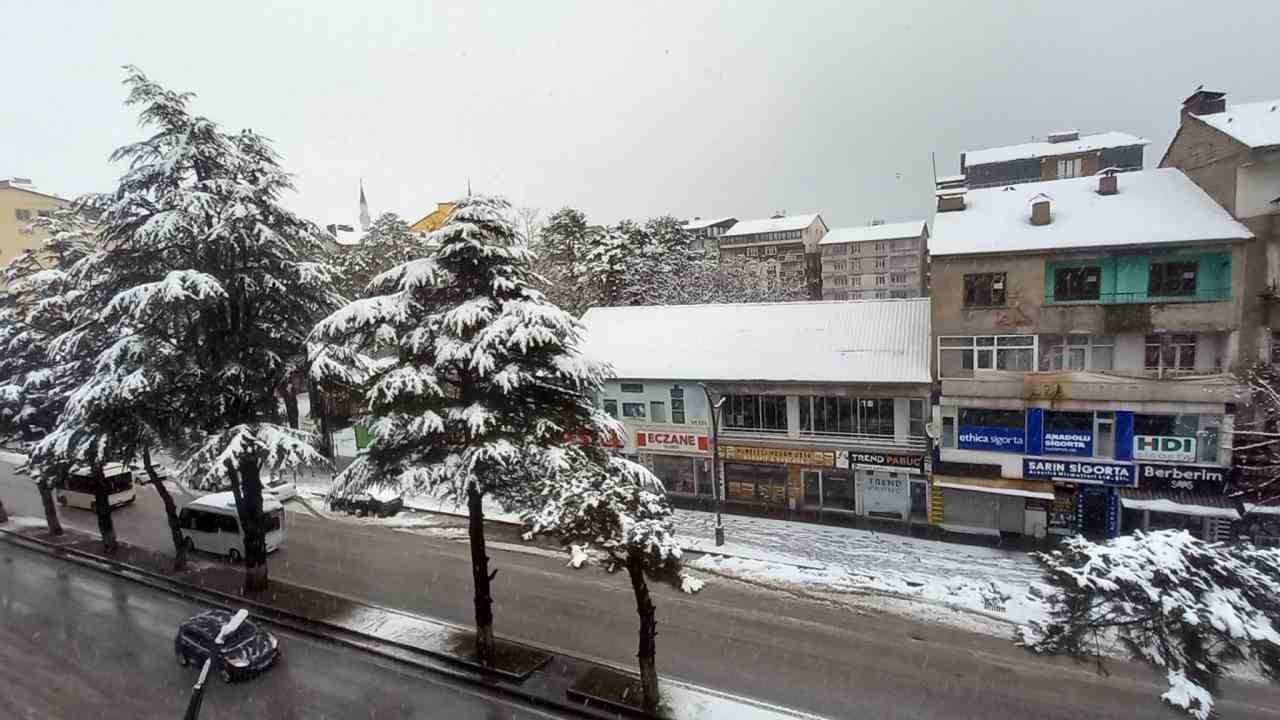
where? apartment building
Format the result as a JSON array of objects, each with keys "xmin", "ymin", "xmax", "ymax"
[
  {"xmin": 579, "ymin": 300, "xmax": 932, "ymax": 527},
  {"xmin": 681, "ymin": 216, "xmax": 737, "ymax": 254},
  {"xmin": 929, "ymin": 167, "xmax": 1254, "ymax": 541},
  {"xmin": 818, "ymin": 220, "xmax": 929, "ymax": 300},
  {"xmin": 961, "ymin": 131, "xmax": 1149, "ymax": 189},
  {"xmin": 1, "ymin": 178, "xmax": 70, "ymax": 274},
  {"xmin": 1160, "ymin": 89, "xmax": 1280, "ymax": 362},
  {"xmin": 717, "ymin": 213, "xmax": 828, "ymax": 298}
]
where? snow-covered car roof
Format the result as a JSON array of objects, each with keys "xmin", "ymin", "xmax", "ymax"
[{"xmin": 579, "ymin": 298, "xmax": 931, "ymax": 385}]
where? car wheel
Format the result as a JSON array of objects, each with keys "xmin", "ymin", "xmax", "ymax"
[
  {"xmin": 228, "ymin": 548, "xmax": 242, "ymax": 562},
  {"xmin": 177, "ymin": 650, "xmax": 189, "ymax": 666},
  {"xmin": 220, "ymin": 666, "xmax": 233, "ymax": 683}
]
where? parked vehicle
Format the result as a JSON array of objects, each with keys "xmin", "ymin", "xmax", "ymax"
[
  {"xmin": 55, "ymin": 463, "xmax": 136, "ymax": 511},
  {"xmin": 330, "ymin": 491, "xmax": 404, "ymax": 518},
  {"xmin": 175, "ymin": 609, "xmax": 279, "ymax": 682},
  {"xmin": 262, "ymin": 474, "xmax": 297, "ymax": 502},
  {"xmin": 178, "ymin": 492, "xmax": 286, "ymax": 561}
]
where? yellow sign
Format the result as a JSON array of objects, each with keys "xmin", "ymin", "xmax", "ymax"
[{"xmin": 719, "ymin": 445, "xmax": 835, "ymax": 467}]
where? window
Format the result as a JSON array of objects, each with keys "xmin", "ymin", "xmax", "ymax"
[
  {"xmin": 909, "ymin": 399, "xmax": 925, "ymax": 437},
  {"xmin": 942, "ymin": 416, "xmax": 956, "ymax": 448},
  {"xmin": 620, "ymin": 383, "xmax": 644, "ymax": 393},
  {"xmin": 851, "ymin": 275, "xmax": 861, "ymax": 286},
  {"xmin": 875, "ymin": 242, "xmax": 886, "ymax": 254},
  {"xmin": 895, "ymin": 238, "xmax": 917, "ymax": 251},
  {"xmin": 1149, "ymin": 261, "xmax": 1198, "ymax": 296},
  {"xmin": 1145, "ymin": 334, "xmax": 1197, "ymax": 377},
  {"xmin": 1056, "ymin": 157, "xmax": 1083, "ymax": 178},
  {"xmin": 874, "ymin": 258, "xmax": 886, "ymax": 270},
  {"xmin": 193, "ymin": 511, "xmax": 220, "ymax": 534},
  {"xmin": 622, "ymin": 402, "xmax": 646, "ymax": 418},
  {"xmin": 765, "ymin": 246, "xmax": 778, "ymax": 256},
  {"xmin": 798, "ymin": 397, "xmax": 896, "ymax": 436},
  {"xmin": 1039, "ymin": 335, "xmax": 1113, "ymax": 371},
  {"xmin": 603, "ymin": 399, "xmax": 618, "ymax": 418},
  {"xmin": 939, "ymin": 335, "xmax": 1036, "ymax": 377},
  {"xmin": 1095, "ymin": 412, "xmax": 1115, "ymax": 459},
  {"xmin": 832, "ymin": 276, "xmax": 847, "ymax": 286},
  {"xmin": 669, "ymin": 386, "xmax": 685, "ymax": 424},
  {"xmin": 1053, "ymin": 265, "xmax": 1101, "ymax": 301},
  {"xmin": 218, "ymin": 514, "xmax": 240, "ymax": 534},
  {"xmin": 875, "ymin": 275, "xmax": 886, "ymax": 285},
  {"xmin": 649, "ymin": 401, "xmax": 666, "ymax": 423},
  {"xmin": 832, "ymin": 261, "xmax": 846, "ymax": 271},
  {"xmin": 746, "ymin": 246, "xmax": 758, "ymax": 257},
  {"xmin": 36, "ymin": 209, "xmax": 53, "ymax": 218},
  {"xmin": 724, "ymin": 394, "xmax": 787, "ymax": 432},
  {"xmin": 963, "ymin": 272, "xmax": 1006, "ymax": 307},
  {"xmin": 14, "ymin": 209, "xmax": 32, "ymax": 221},
  {"xmin": 890, "ymin": 272, "xmax": 907, "ymax": 284}
]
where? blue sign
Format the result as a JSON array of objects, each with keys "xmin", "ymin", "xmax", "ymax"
[
  {"xmin": 1042, "ymin": 429, "xmax": 1093, "ymax": 457},
  {"xmin": 958, "ymin": 425, "xmax": 1025, "ymax": 453},
  {"xmin": 1023, "ymin": 458, "xmax": 1136, "ymax": 487}
]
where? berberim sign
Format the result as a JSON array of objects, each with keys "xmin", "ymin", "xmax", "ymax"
[{"xmin": 1022, "ymin": 458, "xmax": 1136, "ymax": 487}]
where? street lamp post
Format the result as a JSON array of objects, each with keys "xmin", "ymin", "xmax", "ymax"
[
  {"xmin": 700, "ymin": 384, "xmax": 726, "ymax": 547},
  {"xmin": 183, "ymin": 609, "xmax": 249, "ymax": 720}
]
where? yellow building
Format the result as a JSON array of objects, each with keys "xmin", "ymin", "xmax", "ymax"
[
  {"xmin": 409, "ymin": 202, "xmax": 456, "ymax": 234},
  {"xmin": 1, "ymin": 179, "xmax": 70, "ymax": 272}
]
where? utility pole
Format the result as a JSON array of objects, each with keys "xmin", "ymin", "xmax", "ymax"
[{"xmin": 700, "ymin": 384, "xmax": 727, "ymax": 546}]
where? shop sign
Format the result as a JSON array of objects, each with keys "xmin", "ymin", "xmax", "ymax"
[
  {"xmin": 1138, "ymin": 463, "xmax": 1228, "ymax": 492},
  {"xmin": 564, "ymin": 431, "xmax": 623, "ymax": 449},
  {"xmin": 861, "ymin": 474, "xmax": 909, "ymax": 518},
  {"xmin": 957, "ymin": 425, "xmax": 1025, "ymax": 453},
  {"xmin": 1023, "ymin": 458, "xmax": 1136, "ymax": 487},
  {"xmin": 1133, "ymin": 435, "xmax": 1197, "ymax": 462},
  {"xmin": 719, "ymin": 444, "xmax": 835, "ymax": 467},
  {"xmin": 1042, "ymin": 429, "xmax": 1093, "ymax": 457},
  {"xmin": 635, "ymin": 431, "xmax": 709, "ymax": 454},
  {"xmin": 847, "ymin": 451, "xmax": 924, "ymax": 472}
]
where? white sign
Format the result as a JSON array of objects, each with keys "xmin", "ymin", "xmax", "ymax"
[
  {"xmin": 861, "ymin": 473, "xmax": 909, "ymax": 518},
  {"xmin": 1132, "ymin": 435, "xmax": 1197, "ymax": 462}
]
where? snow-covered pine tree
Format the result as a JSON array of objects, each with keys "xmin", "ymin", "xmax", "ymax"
[
  {"xmin": 522, "ymin": 446, "xmax": 703, "ymax": 713},
  {"xmin": 311, "ymin": 194, "xmax": 617, "ymax": 663},
  {"xmin": 1019, "ymin": 530, "xmax": 1280, "ymax": 719},
  {"xmin": 0, "ymin": 207, "xmax": 101, "ymax": 536},
  {"xmin": 36, "ymin": 67, "xmax": 338, "ymax": 589},
  {"xmin": 329, "ymin": 212, "xmax": 432, "ymax": 300},
  {"xmin": 1229, "ymin": 363, "xmax": 1280, "ymax": 514}
]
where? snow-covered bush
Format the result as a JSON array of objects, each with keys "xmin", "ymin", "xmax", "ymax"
[{"xmin": 1020, "ymin": 530, "xmax": 1280, "ymax": 719}]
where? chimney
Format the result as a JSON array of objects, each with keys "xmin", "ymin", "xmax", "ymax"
[
  {"xmin": 1097, "ymin": 167, "xmax": 1119, "ymax": 195},
  {"xmin": 936, "ymin": 187, "xmax": 966, "ymax": 212},
  {"xmin": 1047, "ymin": 130, "xmax": 1079, "ymax": 144},
  {"xmin": 1181, "ymin": 88, "xmax": 1227, "ymax": 119},
  {"xmin": 1029, "ymin": 193, "xmax": 1052, "ymax": 226}
]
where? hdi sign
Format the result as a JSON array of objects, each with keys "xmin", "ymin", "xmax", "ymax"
[{"xmin": 1133, "ymin": 435, "xmax": 1197, "ymax": 462}]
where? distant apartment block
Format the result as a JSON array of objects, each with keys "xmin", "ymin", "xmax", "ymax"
[
  {"xmin": 819, "ymin": 220, "xmax": 929, "ymax": 300},
  {"xmin": 962, "ymin": 131, "xmax": 1149, "ymax": 189},
  {"xmin": 718, "ymin": 213, "xmax": 828, "ymax": 297},
  {"xmin": 682, "ymin": 216, "xmax": 737, "ymax": 253}
]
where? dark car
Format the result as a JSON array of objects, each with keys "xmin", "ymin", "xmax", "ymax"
[
  {"xmin": 330, "ymin": 492, "xmax": 404, "ymax": 518},
  {"xmin": 175, "ymin": 609, "xmax": 279, "ymax": 682}
]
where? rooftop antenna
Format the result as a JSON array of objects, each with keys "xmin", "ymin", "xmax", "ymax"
[{"xmin": 466, "ymin": 178, "xmax": 472, "ymax": 197}]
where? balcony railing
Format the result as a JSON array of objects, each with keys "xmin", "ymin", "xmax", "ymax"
[{"xmin": 1044, "ymin": 287, "xmax": 1231, "ymax": 305}]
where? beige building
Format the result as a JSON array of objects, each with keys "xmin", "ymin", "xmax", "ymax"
[
  {"xmin": 1, "ymin": 179, "xmax": 70, "ymax": 273},
  {"xmin": 819, "ymin": 220, "xmax": 928, "ymax": 300}
]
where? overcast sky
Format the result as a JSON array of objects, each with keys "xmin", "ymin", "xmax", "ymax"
[{"xmin": 3, "ymin": 1, "xmax": 1278, "ymax": 231}]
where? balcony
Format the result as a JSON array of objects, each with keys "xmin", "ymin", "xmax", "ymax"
[{"xmin": 1044, "ymin": 287, "xmax": 1231, "ymax": 305}]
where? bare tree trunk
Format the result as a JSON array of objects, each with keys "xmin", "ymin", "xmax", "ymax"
[
  {"xmin": 283, "ymin": 388, "xmax": 300, "ymax": 430},
  {"xmin": 467, "ymin": 482, "xmax": 496, "ymax": 664},
  {"xmin": 626, "ymin": 553, "xmax": 660, "ymax": 713},
  {"xmin": 235, "ymin": 457, "xmax": 269, "ymax": 593},
  {"xmin": 92, "ymin": 467, "xmax": 118, "ymax": 554},
  {"xmin": 36, "ymin": 477, "xmax": 63, "ymax": 536},
  {"xmin": 142, "ymin": 449, "xmax": 186, "ymax": 571},
  {"xmin": 0, "ymin": 496, "xmax": 8, "ymax": 523}
]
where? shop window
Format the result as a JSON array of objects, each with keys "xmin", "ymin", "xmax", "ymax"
[
  {"xmin": 1043, "ymin": 411, "xmax": 1094, "ymax": 457},
  {"xmin": 1144, "ymin": 334, "xmax": 1198, "ymax": 377},
  {"xmin": 651, "ymin": 455, "xmax": 698, "ymax": 495},
  {"xmin": 821, "ymin": 472, "xmax": 856, "ymax": 511},
  {"xmin": 649, "ymin": 401, "xmax": 666, "ymax": 423},
  {"xmin": 602, "ymin": 399, "xmax": 618, "ymax": 418},
  {"xmin": 669, "ymin": 386, "xmax": 685, "ymax": 424},
  {"xmin": 1053, "ymin": 265, "xmax": 1101, "ymax": 301},
  {"xmin": 723, "ymin": 394, "xmax": 787, "ymax": 432},
  {"xmin": 622, "ymin": 402, "xmax": 646, "ymax": 419},
  {"xmin": 909, "ymin": 481, "xmax": 928, "ymax": 521},
  {"xmin": 957, "ymin": 408, "xmax": 1026, "ymax": 453},
  {"xmin": 620, "ymin": 383, "xmax": 645, "ymax": 393},
  {"xmin": 802, "ymin": 470, "xmax": 821, "ymax": 507},
  {"xmin": 963, "ymin": 272, "xmax": 1006, "ymax": 307},
  {"xmin": 1148, "ymin": 261, "xmax": 1198, "ymax": 296}
]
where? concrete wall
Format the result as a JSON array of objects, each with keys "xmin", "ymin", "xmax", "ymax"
[
  {"xmin": 0, "ymin": 186, "xmax": 68, "ymax": 273},
  {"xmin": 1160, "ymin": 117, "xmax": 1249, "ymax": 215}
]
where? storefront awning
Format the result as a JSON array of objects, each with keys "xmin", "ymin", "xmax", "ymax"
[
  {"xmin": 933, "ymin": 475, "xmax": 1055, "ymax": 501},
  {"xmin": 1244, "ymin": 503, "xmax": 1280, "ymax": 517},
  {"xmin": 1118, "ymin": 489, "xmax": 1240, "ymax": 520}
]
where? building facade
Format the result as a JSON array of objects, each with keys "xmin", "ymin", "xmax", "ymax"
[
  {"xmin": 682, "ymin": 216, "xmax": 737, "ymax": 254},
  {"xmin": 717, "ymin": 213, "xmax": 828, "ymax": 299},
  {"xmin": 1, "ymin": 179, "xmax": 70, "ymax": 277},
  {"xmin": 929, "ymin": 168, "xmax": 1254, "ymax": 541},
  {"xmin": 819, "ymin": 220, "xmax": 929, "ymax": 300},
  {"xmin": 580, "ymin": 300, "xmax": 933, "ymax": 527},
  {"xmin": 961, "ymin": 131, "xmax": 1149, "ymax": 189}
]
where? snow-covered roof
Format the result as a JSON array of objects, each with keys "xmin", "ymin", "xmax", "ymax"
[
  {"xmin": 682, "ymin": 216, "xmax": 736, "ymax": 230},
  {"xmin": 579, "ymin": 299, "xmax": 931, "ymax": 385},
  {"xmin": 188, "ymin": 491, "xmax": 284, "ymax": 514},
  {"xmin": 964, "ymin": 131, "xmax": 1150, "ymax": 167},
  {"xmin": 721, "ymin": 213, "xmax": 821, "ymax": 237},
  {"xmin": 930, "ymin": 168, "xmax": 1252, "ymax": 257},
  {"xmin": 935, "ymin": 174, "xmax": 966, "ymax": 184},
  {"xmin": 818, "ymin": 220, "xmax": 927, "ymax": 246},
  {"xmin": 1195, "ymin": 100, "xmax": 1280, "ymax": 149},
  {"xmin": 1119, "ymin": 490, "xmax": 1239, "ymax": 520}
]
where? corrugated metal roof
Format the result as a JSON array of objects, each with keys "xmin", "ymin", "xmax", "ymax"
[
  {"xmin": 818, "ymin": 220, "xmax": 927, "ymax": 246},
  {"xmin": 1196, "ymin": 100, "xmax": 1280, "ymax": 149},
  {"xmin": 721, "ymin": 213, "xmax": 821, "ymax": 237},
  {"xmin": 578, "ymin": 299, "xmax": 931, "ymax": 384},
  {"xmin": 930, "ymin": 168, "xmax": 1252, "ymax": 257},
  {"xmin": 964, "ymin": 131, "xmax": 1149, "ymax": 166}
]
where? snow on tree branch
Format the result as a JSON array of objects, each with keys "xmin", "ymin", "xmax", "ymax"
[{"xmin": 178, "ymin": 424, "xmax": 329, "ymax": 491}]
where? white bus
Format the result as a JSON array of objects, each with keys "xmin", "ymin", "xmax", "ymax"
[
  {"xmin": 56, "ymin": 463, "xmax": 136, "ymax": 511},
  {"xmin": 178, "ymin": 492, "xmax": 286, "ymax": 561}
]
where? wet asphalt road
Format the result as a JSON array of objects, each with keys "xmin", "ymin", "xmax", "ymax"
[{"xmin": 3, "ymin": 464, "xmax": 1279, "ymax": 720}]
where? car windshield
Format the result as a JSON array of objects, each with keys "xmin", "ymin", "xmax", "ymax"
[{"xmin": 7, "ymin": 6, "xmax": 1280, "ymax": 720}]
